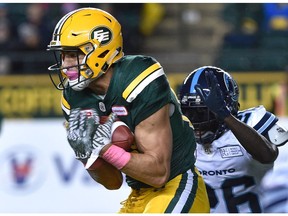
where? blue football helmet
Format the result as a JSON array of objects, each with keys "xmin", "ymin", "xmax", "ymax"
[{"xmin": 179, "ymin": 66, "xmax": 239, "ymax": 145}]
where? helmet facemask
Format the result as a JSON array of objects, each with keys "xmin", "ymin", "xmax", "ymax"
[
  {"xmin": 48, "ymin": 47, "xmax": 94, "ymax": 91},
  {"xmin": 181, "ymin": 94, "xmax": 227, "ymax": 145}
]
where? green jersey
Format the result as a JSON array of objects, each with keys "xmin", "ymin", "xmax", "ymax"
[{"xmin": 61, "ymin": 55, "xmax": 196, "ymax": 189}]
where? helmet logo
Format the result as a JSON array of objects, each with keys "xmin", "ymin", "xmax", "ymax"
[
  {"xmin": 195, "ymin": 95, "xmax": 202, "ymax": 104},
  {"xmin": 91, "ymin": 27, "xmax": 112, "ymax": 45}
]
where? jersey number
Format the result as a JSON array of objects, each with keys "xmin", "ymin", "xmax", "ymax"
[
  {"xmin": 206, "ymin": 176, "xmax": 261, "ymax": 213},
  {"xmin": 237, "ymin": 112, "xmax": 252, "ymax": 124}
]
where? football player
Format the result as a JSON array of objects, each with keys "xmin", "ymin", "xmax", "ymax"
[
  {"xmin": 179, "ymin": 66, "xmax": 288, "ymax": 213},
  {"xmin": 260, "ymin": 157, "xmax": 288, "ymax": 213},
  {"xmin": 260, "ymin": 135, "xmax": 288, "ymax": 213},
  {"xmin": 46, "ymin": 7, "xmax": 209, "ymax": 213}
]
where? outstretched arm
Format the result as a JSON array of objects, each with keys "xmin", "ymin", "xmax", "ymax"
[{"xmin": 224, "ymin": 114, "xmax": 278, "ymax": 163}]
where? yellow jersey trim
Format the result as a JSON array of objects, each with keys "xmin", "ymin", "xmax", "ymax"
[
  {"xmin": 61, "ymin": 94, "xmax": 70, "ymax": 110},
  {"xmin": 122, "ymin": 62, "xmax": 162, "ymax": 100}
]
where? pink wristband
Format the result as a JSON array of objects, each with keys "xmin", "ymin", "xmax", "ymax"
[{"xmin": 102, "ymin": 145, "xmax": 131, "ymax": 170}]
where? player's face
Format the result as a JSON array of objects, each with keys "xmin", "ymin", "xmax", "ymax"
[
  {"xmin": 182, "ymin": 107, "xmax": 219, "ymax": 144},
  {"xmin": 61, "ymin": 51, "xmax": 85, "ymax": 81}
]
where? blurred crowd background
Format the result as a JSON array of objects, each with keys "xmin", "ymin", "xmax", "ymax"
[
  {"xmin": 0, "ymin": 2, "xmax": 288, "ymax": 74},
  {"xmin": 0, "ymin": 2, "xmax": 288, "ymax": 120}
]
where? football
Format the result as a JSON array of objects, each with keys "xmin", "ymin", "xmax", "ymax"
[
  {"xmin": 111, "ymin": 120, "xmax": 134, "ymax": 151},
  {"xmin": 100, "ymin": 115, "xmax": 134, "ymax": 150},
  {"xmin": 88, "ymin": 119, "xmax": 134, "ymax": 172},
  {"xmin": 86, "ymin": 117, "xmax": 134, "ymax": 189}
]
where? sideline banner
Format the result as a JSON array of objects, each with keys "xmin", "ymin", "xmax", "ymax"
[
  {"xmin": 0, "ymin": 118, "xmax": 287, "ymax": 213},
  {"xmin": 0, "ymin": 119, "xmax": 130, "ymax": 213},
  {"xmin": 0, "ymin": 75, "xmax": 62, "ymax": 118},
  {"xmin": 0, "ymin": 72, "xmax": 287, "ymax": 118}
]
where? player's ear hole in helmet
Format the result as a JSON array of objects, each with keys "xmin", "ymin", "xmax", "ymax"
[
  {"xmin": 47, "ymin": 7, "xmax": 124, "ymax": 91},
  {"xmin": 179, "ymin": 66, "xmax": 240, "ymax": 145}
]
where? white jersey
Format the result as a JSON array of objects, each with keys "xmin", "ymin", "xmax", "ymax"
[
  {"xmin": 260, "ymin": 133, "xmax": 288, "ymax": 213},
  {"xmin": 195, "ymin": 105, "xmax": 278, "ymax": 213},
  {"xmin": 260, "ymin": 160, "xmax": 288, "ymax": 213}
]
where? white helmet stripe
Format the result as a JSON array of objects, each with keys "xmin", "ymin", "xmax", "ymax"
[{"xmin": 53, "ymin": 8, "xmax": 85, "ymax": 42}]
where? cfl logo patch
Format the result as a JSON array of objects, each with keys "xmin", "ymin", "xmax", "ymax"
[{"xmin": 92, "ymin": 27, "xmax": 112, "ymax": 45}]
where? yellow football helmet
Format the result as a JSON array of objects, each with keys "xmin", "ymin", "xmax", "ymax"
[{"xmin": 47, "ymin": 7, "xmax": 124, "ymax": 91}]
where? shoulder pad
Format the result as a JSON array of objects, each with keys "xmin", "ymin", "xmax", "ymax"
[
  {"xmin": 267, "ymin": 120, "xmax": 288, "ymax": 146},
  {"xmin": 122, "ymin": 61, "xmax": 164, "ymax": 103},
  {"xmin": 238, "ymin": 105, "xmax": 278, "ymax": 135}
]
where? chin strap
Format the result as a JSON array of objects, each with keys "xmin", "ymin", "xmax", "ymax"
[{"xmin": 70, "ymin": 75, "xmax": 91, "ymax": 91}]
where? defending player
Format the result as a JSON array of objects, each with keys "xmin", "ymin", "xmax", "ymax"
[
  {"xmin": 260, "ymin": 155, "xmax": 288, "ymax": 213},
  {"xmin": 179, "ymin": 66, "xmax": 288, "ymax": 213},
  {"xmin": 46, "ymin": 7, "xmax": 209, "ymax": 213}
]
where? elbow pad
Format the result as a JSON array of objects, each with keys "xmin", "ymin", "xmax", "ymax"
[{"xmin": 267, "ymin": 122, "xmax": 288, "ymax": 146}]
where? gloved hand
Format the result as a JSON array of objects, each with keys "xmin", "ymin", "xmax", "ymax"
[
  {"xmin": 85, "ymin": 112, "xmax": 118, "ymax": 169},
  {"xmin": 67, "ymin": 108, "xmax": 117, "ymax": 167},
  {"xmin": 67, "ymin": 108, "xmax": 99, "ymax": 162},
  {"xmin": 194, "ymin": 71, "xmax": 231, "ymax": 121}
]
